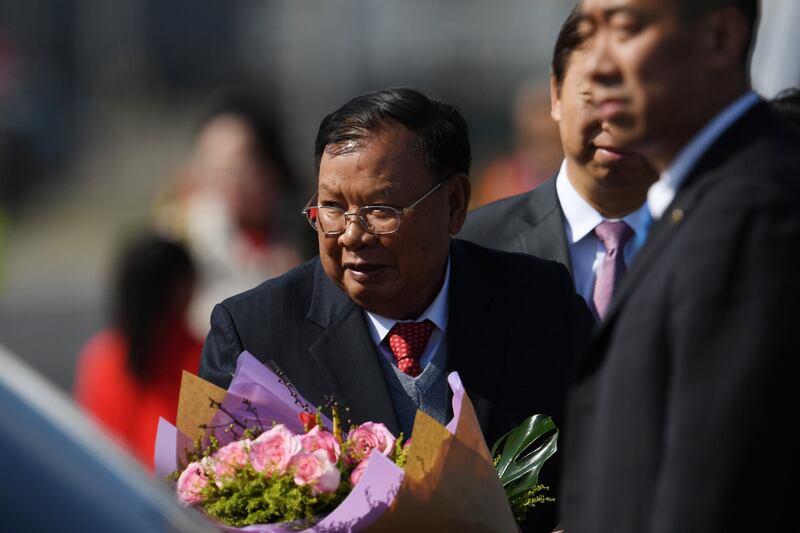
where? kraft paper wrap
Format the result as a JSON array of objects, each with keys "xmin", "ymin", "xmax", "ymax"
[
  {"xmin": 176, "ymin": 370, "xmax": 227, "ymax": 442},
  {"xmin": 364, "ymin": 392, "xmax": 517, "ymax": 532}
]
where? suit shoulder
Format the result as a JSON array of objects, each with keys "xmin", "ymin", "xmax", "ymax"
[
  {"xmin": 460, "ymin": 181, "xmax": 558, "ymax": 252},
  {"xmin": 467, "ymin": 189, "xmax": 537, "ymax": 224},
  {"xmin": 220, "ymin": 257, "xmax": 318, "ymax": 312},
  {"xmin": 453, "ymin": 238, "xmax": 566, "ymax": 280}
]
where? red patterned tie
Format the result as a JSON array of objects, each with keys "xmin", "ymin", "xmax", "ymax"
[{"xmin": 386, "ymin": 320, "xmax": 435, "ymax": 377}]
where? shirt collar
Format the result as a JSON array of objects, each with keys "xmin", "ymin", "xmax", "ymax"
[
  {"xmin": 556, "ymin": 159, "xmax": 650, "ymax": 242},
  {"xmin": 649, "ymin": 91, "xmax": 760, "ymax": 219},
  {"xmin": 364, "ymin": 257, "xmax": 450, "ymax": 344}
]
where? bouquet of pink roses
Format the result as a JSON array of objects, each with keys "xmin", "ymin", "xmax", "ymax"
[
  {"xmin": 174, "ymin": 416, "xmax": 407, "ymax": 528},
  {"xmin": 155, "ymin": 351, "xmax": 557, "ymax": 531}
]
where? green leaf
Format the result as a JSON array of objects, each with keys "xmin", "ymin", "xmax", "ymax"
[{"xmin": 492, "ymin": 414, "xmax": 558, "ymax": 500}]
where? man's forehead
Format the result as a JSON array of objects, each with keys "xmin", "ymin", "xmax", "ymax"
[{"xmin": 581, "ymin": 0, "xmax": 667, "ymax": 17}]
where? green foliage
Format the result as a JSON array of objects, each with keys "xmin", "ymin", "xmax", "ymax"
[
  {"xmin": 491, "ymin": 415, "xmax": 559, "ymax": 520},
  {"xmin": 393, "ymin": 433, "xmax": 408, "ymax": 469},
  {"xmin": 508, "ymin": 484, "xmax": 555, "ymax": 523},
  {"xmin": 201, "ymin": 464, "xmax": 350, "ymax": 527}
]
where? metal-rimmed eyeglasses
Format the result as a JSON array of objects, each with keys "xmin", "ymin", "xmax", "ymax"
[{"xmin": 301, "ymin": 174, "xmax": 453, "ymax": 236}]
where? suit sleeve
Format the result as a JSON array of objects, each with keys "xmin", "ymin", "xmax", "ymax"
[
  {"xmin": 199, "ymin": 303, "xmax": 244, "ymax": 389},
  {"xmin": 651, "ymin": 193, "xmax": 800, "ymax": 532}
]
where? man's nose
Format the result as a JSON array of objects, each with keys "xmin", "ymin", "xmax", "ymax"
[
  {"xmin": 338, "ymin": 212, "xmax": 370, "ymax": 249},
  {"xmin": 585, "ymin": 31, "xmax": 623, "ymax": 86}
]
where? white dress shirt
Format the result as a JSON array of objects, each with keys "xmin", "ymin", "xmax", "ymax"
[
  {"xmin": 648, "ymin": 91, "xmax": 761, "ymax": 219},
  {"xmin": 556, "ymin": 160, "xmax": 651, "ymax": 305},
  {"xmin": 364, "ymin": 258, "xmax": 450, "ymax": 369}
]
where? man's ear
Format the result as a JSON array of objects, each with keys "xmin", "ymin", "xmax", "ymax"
[
  {"xmin": 550, "ymin": 75, "xmax": 562, "ymax": 122},
  {"xmin": 447, "ymin": 173, "xmax": 471, "ymax": 235},
  {"xmin": 704, "ymin": 7, "xmax": 751, "ymax": 71}
]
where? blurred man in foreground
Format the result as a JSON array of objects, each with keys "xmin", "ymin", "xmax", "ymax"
[{"xmin": 560, "ymin": 1, "xmax": 800, "ymax": 532}]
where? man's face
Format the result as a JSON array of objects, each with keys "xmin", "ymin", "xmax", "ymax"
[
  {"xmin": 578, "ymin": 0, "xmax": 707, "ymax": 162},
  {"xmin": 316, "ymin": 123, "xmax": 466, "ymax": 320},
  {"xmin": 551, "ymin": 47, "xmax": 655, "ymax": 188}
]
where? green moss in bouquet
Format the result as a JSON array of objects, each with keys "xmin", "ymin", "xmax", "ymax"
[{"xmin": 202, "ymin": 465, "xmax": 350, "ymax": 527}]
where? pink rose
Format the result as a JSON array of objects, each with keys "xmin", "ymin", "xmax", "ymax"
[
  {"xmin": 176, "ymin": 460, "xmax": 210, "ymax": 505},
  {"xmin": 209, "ymin": 439, "xmax": 251, "ymax": 487},
  {"xmin": 299, "ymin": 426, "xmax": 342, "ymax": 464},
  {"xmin": 249, "ymin": 424, "xmax": 302, "ymax": 475},
  {"xmin": 346, "ymin": 422, "xmax": 396, "ymax": 463},
  {"xmin": 349, "ymin": 456, "xmax": 369, "ymax": 486},
  {"xmin": 290, "ymin": 450, "xmax": 341, "ymax": 495}
]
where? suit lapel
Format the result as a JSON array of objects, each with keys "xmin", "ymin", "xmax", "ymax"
[
  {"xmin": 580, "ymin": 100, "xmax": 770, "ymax": 372},
  {"xmin": 306, "ymin": 263, "xmax": 401, "ymax": 435},
  {"xmin": 516, "ymin": 177, "xmax": 572, "ymax": 273},
  {"xmin": 446, "ymin": 240, "xmax": 506, "ymax": 435}
]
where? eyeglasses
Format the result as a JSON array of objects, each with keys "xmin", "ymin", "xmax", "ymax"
[{"xmin": 301, "ymin": 174, "xmax": 453, "ymax": 236}]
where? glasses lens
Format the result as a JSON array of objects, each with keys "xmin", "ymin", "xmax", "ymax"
[
  {"xmin": 316, "ymin": 206, "xmax": 345, "ymax": 233},
  {"xmin": 362, "ymin": 207, "xmax": 399, "ymax": 234},
  {"xmin": 305, "ymin": 206, "xmax": 319, "ymax": 230}
]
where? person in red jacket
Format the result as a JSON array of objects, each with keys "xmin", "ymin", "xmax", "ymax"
[{"xmin": 75, "ymin": 232, "xmax": 202, "ymax": 469}]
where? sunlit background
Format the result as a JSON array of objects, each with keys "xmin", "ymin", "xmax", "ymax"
[{"xmin": 1, "ymin": 0, "xmax": 798, "ymax": 393}]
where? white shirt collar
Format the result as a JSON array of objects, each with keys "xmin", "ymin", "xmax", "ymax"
[
  {"xmin": 364, "ymin": 257, "xmax": 450, "ymax": 345},
  {"xmin": 648, "ymin": 91, "xmax": 761, "ymax": 219},
  {"xmin": 556, "ymin": 159, "xmax": 651, "ymax": 241}
]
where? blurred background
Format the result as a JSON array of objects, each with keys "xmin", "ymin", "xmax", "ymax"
[{"xmin": 1, "ymin": 0, "xmax": 798, "ymax": 398}]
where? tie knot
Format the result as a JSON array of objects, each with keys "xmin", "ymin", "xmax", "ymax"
[
  {"xmin": 594, "ymin": 220, "xmax": 634, "ymax": 250},
  {"xmin": 386, "ymin": 320, "xmax": 435, "ymax": 377}
]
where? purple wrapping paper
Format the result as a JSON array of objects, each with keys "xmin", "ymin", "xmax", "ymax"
[{"xmin": 155, "ymin": 351, "xmax": 467, "ymax": 532}]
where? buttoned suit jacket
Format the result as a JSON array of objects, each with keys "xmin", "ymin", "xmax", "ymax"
[
  {"xmin": 558, "ymin": 101, "xmax": 800, "ymax": 533},
  {"xmin": 459, "ymin": 177, "xmax": 572, "ymax": 273}
]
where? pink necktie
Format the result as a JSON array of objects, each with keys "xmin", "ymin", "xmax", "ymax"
[
  {"xmin": 593, "ymin": 221, "xmax": 634, "ymax": 320},
  {"xmin": 386, "ymin": 320, "xmax": 435, "ymax": 377}
]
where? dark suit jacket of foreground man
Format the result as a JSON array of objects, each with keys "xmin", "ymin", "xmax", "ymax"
[
  {"xmin": 560, "ymin": 102, "xmax": 800, "ymax": 533},
  {"xmin": 201, "ymin": 238, "xmax": 593, "ymax": 532}
]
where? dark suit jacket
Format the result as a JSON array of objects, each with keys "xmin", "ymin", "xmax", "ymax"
[
  {"xmin": 559, "ymin": 100, "xmax": 800, "ymax": 533},
  {"xmin": 200, "ymin": 238, "xmax": 593, "ymax": 532},
  {"xmin": 459, "ymin": 177, "xmax": 572, "ymax": 274}
]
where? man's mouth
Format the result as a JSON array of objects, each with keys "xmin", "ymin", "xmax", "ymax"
[
  {"xmin": 344, "ymin": 262, "xmax": 389, "ymax": 282},
  {"xmin": 594, "ymin": 145, "xmax": 635, "ymax": 162}
]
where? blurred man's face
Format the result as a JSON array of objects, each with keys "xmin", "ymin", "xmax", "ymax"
[
  {"xmin": 578, "ymin": 0, "xmax": 707, "ymax": 163},
  {"xmin": 316, "ymin": 122, "xmax": 467, "ymax": 320},
  {"xmin": 551, "ymin": 48, "xmax": 656, "ymax": 189}
]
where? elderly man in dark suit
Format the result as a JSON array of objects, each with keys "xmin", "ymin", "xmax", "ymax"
[
  {"xmin": 200, "ymin": 87, "xmax": 593, "ymax": 532},
  {"xmin": 461, "ymin": 8, "xmax": 657, "ymax": 321},
  {"xmin": 558, "ymin": 1, "xmax": 800, "ymax": 532}
]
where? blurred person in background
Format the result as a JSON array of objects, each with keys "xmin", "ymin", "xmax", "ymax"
[
  {"xmin": 74, "ymin": 232, "xmax": 201, "ymax": 468},
  {"xmin": 154, "ymin": 91, "xmax": 312, "ymax": 339},
  {"xmin": 461, "ymin": 7, "xmax": 658, "ymax": 322},
  {"xmin": 473, "ymin": 80, "xmax": 563, "ymax": 206},
  {"xmin": 771, "ymin": 86, "xmax": 800, "ymax": 127}
]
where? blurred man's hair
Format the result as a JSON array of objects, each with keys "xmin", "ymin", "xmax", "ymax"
[
  {"xmin": 677, "ymin": 0, "xmax": 759, "ymax": 70},
  {"xmin": 770, "ymin": 87, "xmax": 800, "ymax": 128},
  {"xmin": 314, "ymin": 87, "xmax": 471, "ymax": 180},
  {"xmin": 551, "ymin": 7, "xmax": 583, "ymax": 92}
]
